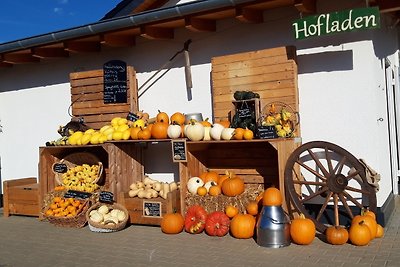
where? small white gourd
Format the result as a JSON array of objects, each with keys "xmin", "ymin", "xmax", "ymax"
[
  {"xmin": 187, "ymin": 177, "xmax": 204, "ymax": 194},
  {"xmin": 210, "ymin": 123, "xmax": 225, "ymax": 140},
  {"xmin": 204, "ymin": 181, "xmax": 218, "ymax": 192},
  {"xmin": 117, "ymin": 210, "xmax": 126, "ymax": 222},
  {"xmin": 90, "ymin": 211, "xmax": 104, "ymax": 223},
  {"xmin": 98, "ymin": 205, "xmax": 109, "ymax": 215},
  {"xmin": 167, "ymin": 124, "xmax": 182, "ymax": 139},
  {"xmin": 186, "ymin": 121, "xmax": 205, "ymax": 141},
  {"xmin": 221, "ymin": 128, "xmax": 236, "ymax": 140},
  {"xmin": 203, "ymin": 126, "xmax": 211, "ymax": 141}
]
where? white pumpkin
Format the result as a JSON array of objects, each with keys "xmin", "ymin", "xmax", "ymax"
[
  {"xmin": 221, "ymin": 127, "xmax": 236, "ymax": 140},
  {"xmin": 204, "ymin": 181, "xmax": 218, "ymax": 192},
  {"xmin": 98, "ymin": 205, "xmax": 109, "ymax": 215},
  {"xmin": 210, "ymin": 123, "xmax": 225, "ymax": 140},
  {"xmin": 167, "ymin": 124, "xmax": 182, "ymax": 139},
  {"xmin": 203, "ymin": 126, "xmax": 211, "ymax": 141},
  {"xmin": 186, "ymin": 121, "xmax": 205, "ymax": 141},
  {"xmin": 90, "ymin": 210, "xmax": 104, "ymax": 223},
  {"xmin": 187, "ymin": 177, "xmax": 204, "ymax": 194}
]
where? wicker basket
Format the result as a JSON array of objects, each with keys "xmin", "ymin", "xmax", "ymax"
[
  {"xmin": 43, "ymin": 198, "xmax": 91, "ymax": 228},
  {"xmin": 86, "ymin": 202, "xmax": 129, "ymax": 233},
  {"xmin": 52, "ymin": 152, "xmax": 103, "ymax": 186},
  {"xmin": 260, "ymin": 101, "xmax": 300, "ymax": 137}
]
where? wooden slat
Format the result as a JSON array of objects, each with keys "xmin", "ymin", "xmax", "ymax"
[{"xmin": 212, "ymin": 56, "xmax": 295, "ymax": 72}]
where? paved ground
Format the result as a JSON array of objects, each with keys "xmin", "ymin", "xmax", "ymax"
[{"xmin": 0, "ymin": 197, "xmax": 399, "ymax": 267}]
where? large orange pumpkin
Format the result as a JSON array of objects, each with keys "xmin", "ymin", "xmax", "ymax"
[
  {"xmin": 160, "ymin": 212, "xmax": 185, "ymax": 234},
  {"xmin": 151, "ymin": 121, "xmax": 169, "ymax": 139},
  {"xmin": 230, "ymin": 214, "xmax": 256, "ymax": 239},
  {"xmin": 290, "ymin": 214, "xmax": 316, "ymax": 245},
  {"xmin": 351, "ymin": 214, "xmax": 377, "ymax": 240},
  {"xmin": 221, "ymin": 174, "xmax": 245, "ymax": 197},
  {"xmin": 170, "ymin": 112, "xmax": 185, "ymax": 125},
  {"xmin": 349, "ymin": 220, "xmax": 371, "ymax": 246},
  {"xmin": 262, "ymin": 187, "xmax": 283, "ymax": 206},
  {"xmin": 199, "ymin": 170, "xmax": 219, "ymax": 183}
]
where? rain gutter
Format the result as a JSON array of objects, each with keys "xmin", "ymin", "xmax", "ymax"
[{"xmin": 0, "ymin": 0, "xmax": 262, "ymax": 53}]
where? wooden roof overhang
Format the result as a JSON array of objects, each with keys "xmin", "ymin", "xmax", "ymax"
[{"xmin": 0, "ymin": 0, "xmax": 398, "ymax": 68}]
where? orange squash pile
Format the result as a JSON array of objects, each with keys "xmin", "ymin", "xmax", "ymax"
[{"xmin": 45, "ymin": 197, "xmax": 84, "ymax": 218}]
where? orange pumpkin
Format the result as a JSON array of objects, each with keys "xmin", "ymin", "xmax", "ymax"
[
  {"xmin": 349, "ymin": 220, "xmax": 371, "ymax": 246},
  {"xmin": 156, "ymin": 110, "xmax": 169, "ymax": 124},
  {"xmin": 262, "ymin": 187, "xmax": 283, "ymax": 206},
  {"xmin": 363, "ymin": 208, "xmax": 376, "ymax": 220},
  {"xmin": 243, "ymin": 128, "xmax": 254, "ymax": 140},
  {"xmin": 160, "ymin": 212, "xmax": 185, "ymax": 234},
  {"xmin": 225, "ymin": 205, "xmax": 239, "ymax": 218},
  {"xmin": 351, "ymin": 215, "xmax": 377, "ymax": 240},
  {"xmin": 199, "ymin": 170, "xmax": 220, "ymax": 183},
  {"xmin": 218, "ymin": 171, "xmax": 233, "ymax": 187},
  {"xmin": 170, "ymin": 112, "xmax": 185, "ymax": 125},
  {"xmin": 325, "ymin": 226, "xmax": 349, "ymax": 245},
  {"xmin": 376, "ymin": 224, "xmax": 384, "ymax": 238},
  {"xmin": 230, "ymin": 214, "xmax": 256, "ymax": 239},
  {"xmin": 151, "ymin": 121, "xmax": 169, "ymax": 139},
  {"xmin": 290, "ymin": 214, "xmax": 316, "ymax": 245},
  {"xmin": 233, "ymin": 128, "xmax": 245, "ymax": 140},
  {"xmin": 130, "ymin": 127, "xmax": 141, "ymax": 140},
  {"xmin": 208, "ymin": 185, "xmax": 221, "ymax": 196},
  {"xmin": 221, "ymin": 173, "xmax": 245, "ymax": 197},
  {"xmin": 200, "ymin": 118, "xmax": 212, "ymax": 127},
  {"xmin": 218, "ymin": 120, "xmax": 231, "ymax": 128},
  {"xmin": 137, "ymin": 127, "xmax": 151, "ymax": 140},
  {"xmin": 196, "ymin": 186, "xmax": 208, "ymax": 196},
  {"xmin": 246, "ymin": 201, "xmax": 259, "ymax": 216}
]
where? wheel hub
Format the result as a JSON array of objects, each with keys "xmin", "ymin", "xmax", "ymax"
[{"xmin": 327, "ymin": 174, "xmax": 348, "ymax": 193}]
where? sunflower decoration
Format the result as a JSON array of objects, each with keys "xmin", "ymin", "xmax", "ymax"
[{"xmin": 261, "ymin": 102, "xmax": 297, "ymax": 138}]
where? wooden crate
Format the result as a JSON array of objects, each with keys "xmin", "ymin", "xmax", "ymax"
[
  {"xmin": 118, "ymin": 190, "xmax": 181, "ymax": 226},
  {"xmin": 179, "ymin": 139, "xmax": 299, "ymax": 213},
  {"xmin": 69, "ymin": 66, "xmax": 138, "ymax": 130},
  {"xmin": 211, "ymin": 46, "xmax": 298, "ymax": 122},
  {"xmin": 38, "ymin": 142, "xmax": 144, "ymax": 215},
  {"xmin": 3, "ymin": 178, "xmax": 40, "ymax": 217}
]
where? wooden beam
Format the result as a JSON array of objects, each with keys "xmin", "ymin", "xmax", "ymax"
[
  {"xmin": 185, "ymin": 17, "xmax": 216, "ymax": 32},
  {"xmin": 31, "ymin": 47, "xmax": 69, "ymax": 59},
  {"xmin": 294, "ymin": 0, "xmax": 316, "ymax": 14},
  {"xmin": 64, "ymin": 41, "xmax": 101, "ymax": 53},
  {"xmin": 140, "ymin": 26, "xmax": 174, "ymax": 39},
  {"xmin": 235, "ymin": 7, "xmax": 264, "ymax": 23},
  {"xmin": 101, "ymin": 34, "xmax": 136, "ymax": 47},
  {"xmin": 2, "ymin": 53, "xmax": 40, "ymax": 64},
  {"xmin": 0, "ymin": 56, "xmax": 13, "ymax": 68}
]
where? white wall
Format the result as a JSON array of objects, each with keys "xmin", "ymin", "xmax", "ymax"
[{"xmin": 0, "ymin": 1, "xmax": 398, "ymax": 206}]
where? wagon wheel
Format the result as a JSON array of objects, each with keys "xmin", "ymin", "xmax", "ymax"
[{"xmin": 284, "ymin": 141, "xmax": 377, "ymax": 233}]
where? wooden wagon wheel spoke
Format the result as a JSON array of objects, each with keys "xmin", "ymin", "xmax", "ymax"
[
  {"xmin": 295, "ymin": 160, "xmax": 327, "ymax": 181},
  {"xmin": 293, "ymin": 180, "xmax": 326, "ymax": 186},
  {"xmin": 342, "ymin": 191, "xmax": 364, "ymax": 209},
  {"xmin": 285, "ymin": 141, "xmax": 377, "ymax": 233},
  {"xmin": 300, "ymin": 187, "xmax": 328, "ymax": 203},
  {"xmin": 316, "ymin": 191, "xmax": 333, "ymax": 222},
  {"xmin": 307, "ymin": 149, "xmax": 330, "ymax": 178},
  {"xmin": 338, "ymin": 193, "xmax": 354, "ymax": 219},
  {"xmin": 344, "ymin": 185, "xmax": 372, "ymax": 195}
]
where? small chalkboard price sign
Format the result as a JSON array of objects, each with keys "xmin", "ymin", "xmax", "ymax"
[
  {"xmin": 143, "ymin": 201, "xmax": 162, "ymax": 218},
  {"xmin": 99, "ymin": 191, "xmax": 114, "ymax": 203},
  {"xmin": 64, "ymin": 190, "xmax": 92, "ymax": 199},
  {"xmin": 103, "ymin": 60, "xmax": 128, "ymax": 104},
  {"xmin": 237, "ymin": 106, "xmax": 252, "ymax": 119},
  {"xmin": 257, "ymin": 126, "xmax": 278, "ymax": 139},
  {"xmin": 126, "ymin": 112, "xmax": 139, "ymax": 123},
  {"xmin": 53, "ymin": 163, "xmax": 68, "ymax": 173},
  {"xmin": 171, "ymin": 139, "xmax": 187, "ymax": 162}
]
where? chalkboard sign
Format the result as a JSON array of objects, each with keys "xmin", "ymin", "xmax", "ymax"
[
  {"xmin": 257, "ymin": 126, "xmax": 278, "ymax": 139},
  {"xmin": 237, "ymin": 107, "xmax": 252, "ymax": 119},
  {"xmin": 53, "ymin": 163, "xmax": 68, "ymax": 173},
  {"xmin": 126, "ymin": 112, "xmax": 139, "ymax": 122},
  {"xmin": 171, "ymin": 139, "xmax": 187, "ymax": 162},
  {"xmin": 103, "ymin": 60, "xmax": 128, "ymax": 104},
  {"xmin": 99, "ymin": 191, "xmax": 114, "ymax": 203},
  {"xmin": 64, "ymin": 190, "xmax": 92, "ymax": 199},
  {"xmin": 143, "ymin": 201, "xmax": 162, "ymax": 217}
]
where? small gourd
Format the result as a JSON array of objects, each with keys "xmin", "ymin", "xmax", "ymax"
[
  {"xmin": 210, "ymin": 123, "xmax": 225, "ymax": 140},
  {"xmin": 221, "ymin": 128, "xmax": 236, "ymax": 140},
  {"xmin": 90, "ymin": 211, "xmax": 104, "ymax": 223},
  {"xmin": 185, "ymin": 120, "xmax": 205, "ymax": 141},
  {"xmin": 98, "ymin": 205, "xmax": 109, "ymax": 215},
  {"xmin": 167, "ymin": 124, "xmax": 182, "ymax": 139}
]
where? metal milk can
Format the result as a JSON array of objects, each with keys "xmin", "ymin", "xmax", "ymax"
[{"xmin": 256, "ymin": 205, "xmax": 291, "ymax": 248}]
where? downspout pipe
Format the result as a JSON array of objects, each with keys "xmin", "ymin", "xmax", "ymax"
[{"xmin": 0, "ymin": 0, "xmax": 260, "ymax": 53}]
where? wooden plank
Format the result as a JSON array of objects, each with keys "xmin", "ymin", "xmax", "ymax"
[
  {"xmin": 212, "ymin": 56, "xmax": 296, "ymax": 72},
  {"xmin": 72, "ymin": 105, "xmax": 131, "ymax": 116},
  {"xmin": 70, "ymin": 69, "xmax": 103, "ymax": 79}
]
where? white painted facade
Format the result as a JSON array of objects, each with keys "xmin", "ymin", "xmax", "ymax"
[{"xmin": 0, "ymin": 1, "xmax": 399, "ymax": 207}]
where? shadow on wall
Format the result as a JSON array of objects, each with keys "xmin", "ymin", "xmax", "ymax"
[{"xmin": 297, "ymin": 50, "xmax": 353, "ymax": 74}]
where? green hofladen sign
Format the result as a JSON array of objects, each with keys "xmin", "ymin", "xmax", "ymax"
[{"xmin": 293, "ymin": 7, "xmax": 380, "ymax": 40}]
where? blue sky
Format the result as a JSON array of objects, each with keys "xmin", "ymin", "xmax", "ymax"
[{"xmin": 0, "ymin": 0, "xmax": 122, "ymax": 44}]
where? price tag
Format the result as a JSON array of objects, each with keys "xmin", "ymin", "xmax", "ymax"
[
  {"xmin": 126, "ymin": 112, "xmax": 139, "ymax": 122},
  {"xmin": 53, "ymin": 163, "xmax": 68, "ymax": 173},
  {"xmin": 99, "ymin": 191, "xmax": 114, "ymax": 203},
  {"xmin": 171, "ymin": 139, "xmax": 187, "ymax": 162},
  {"xmin": 143, "ymin": 201, "xmax": 162, "ymax": 218},
  {"xmin": 257, "ymin": 126, "xmax": 277, "ymax": 139},
  {"xmin": 64, "ymin": 190, "xmax": 92, "ymax": 199}
]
